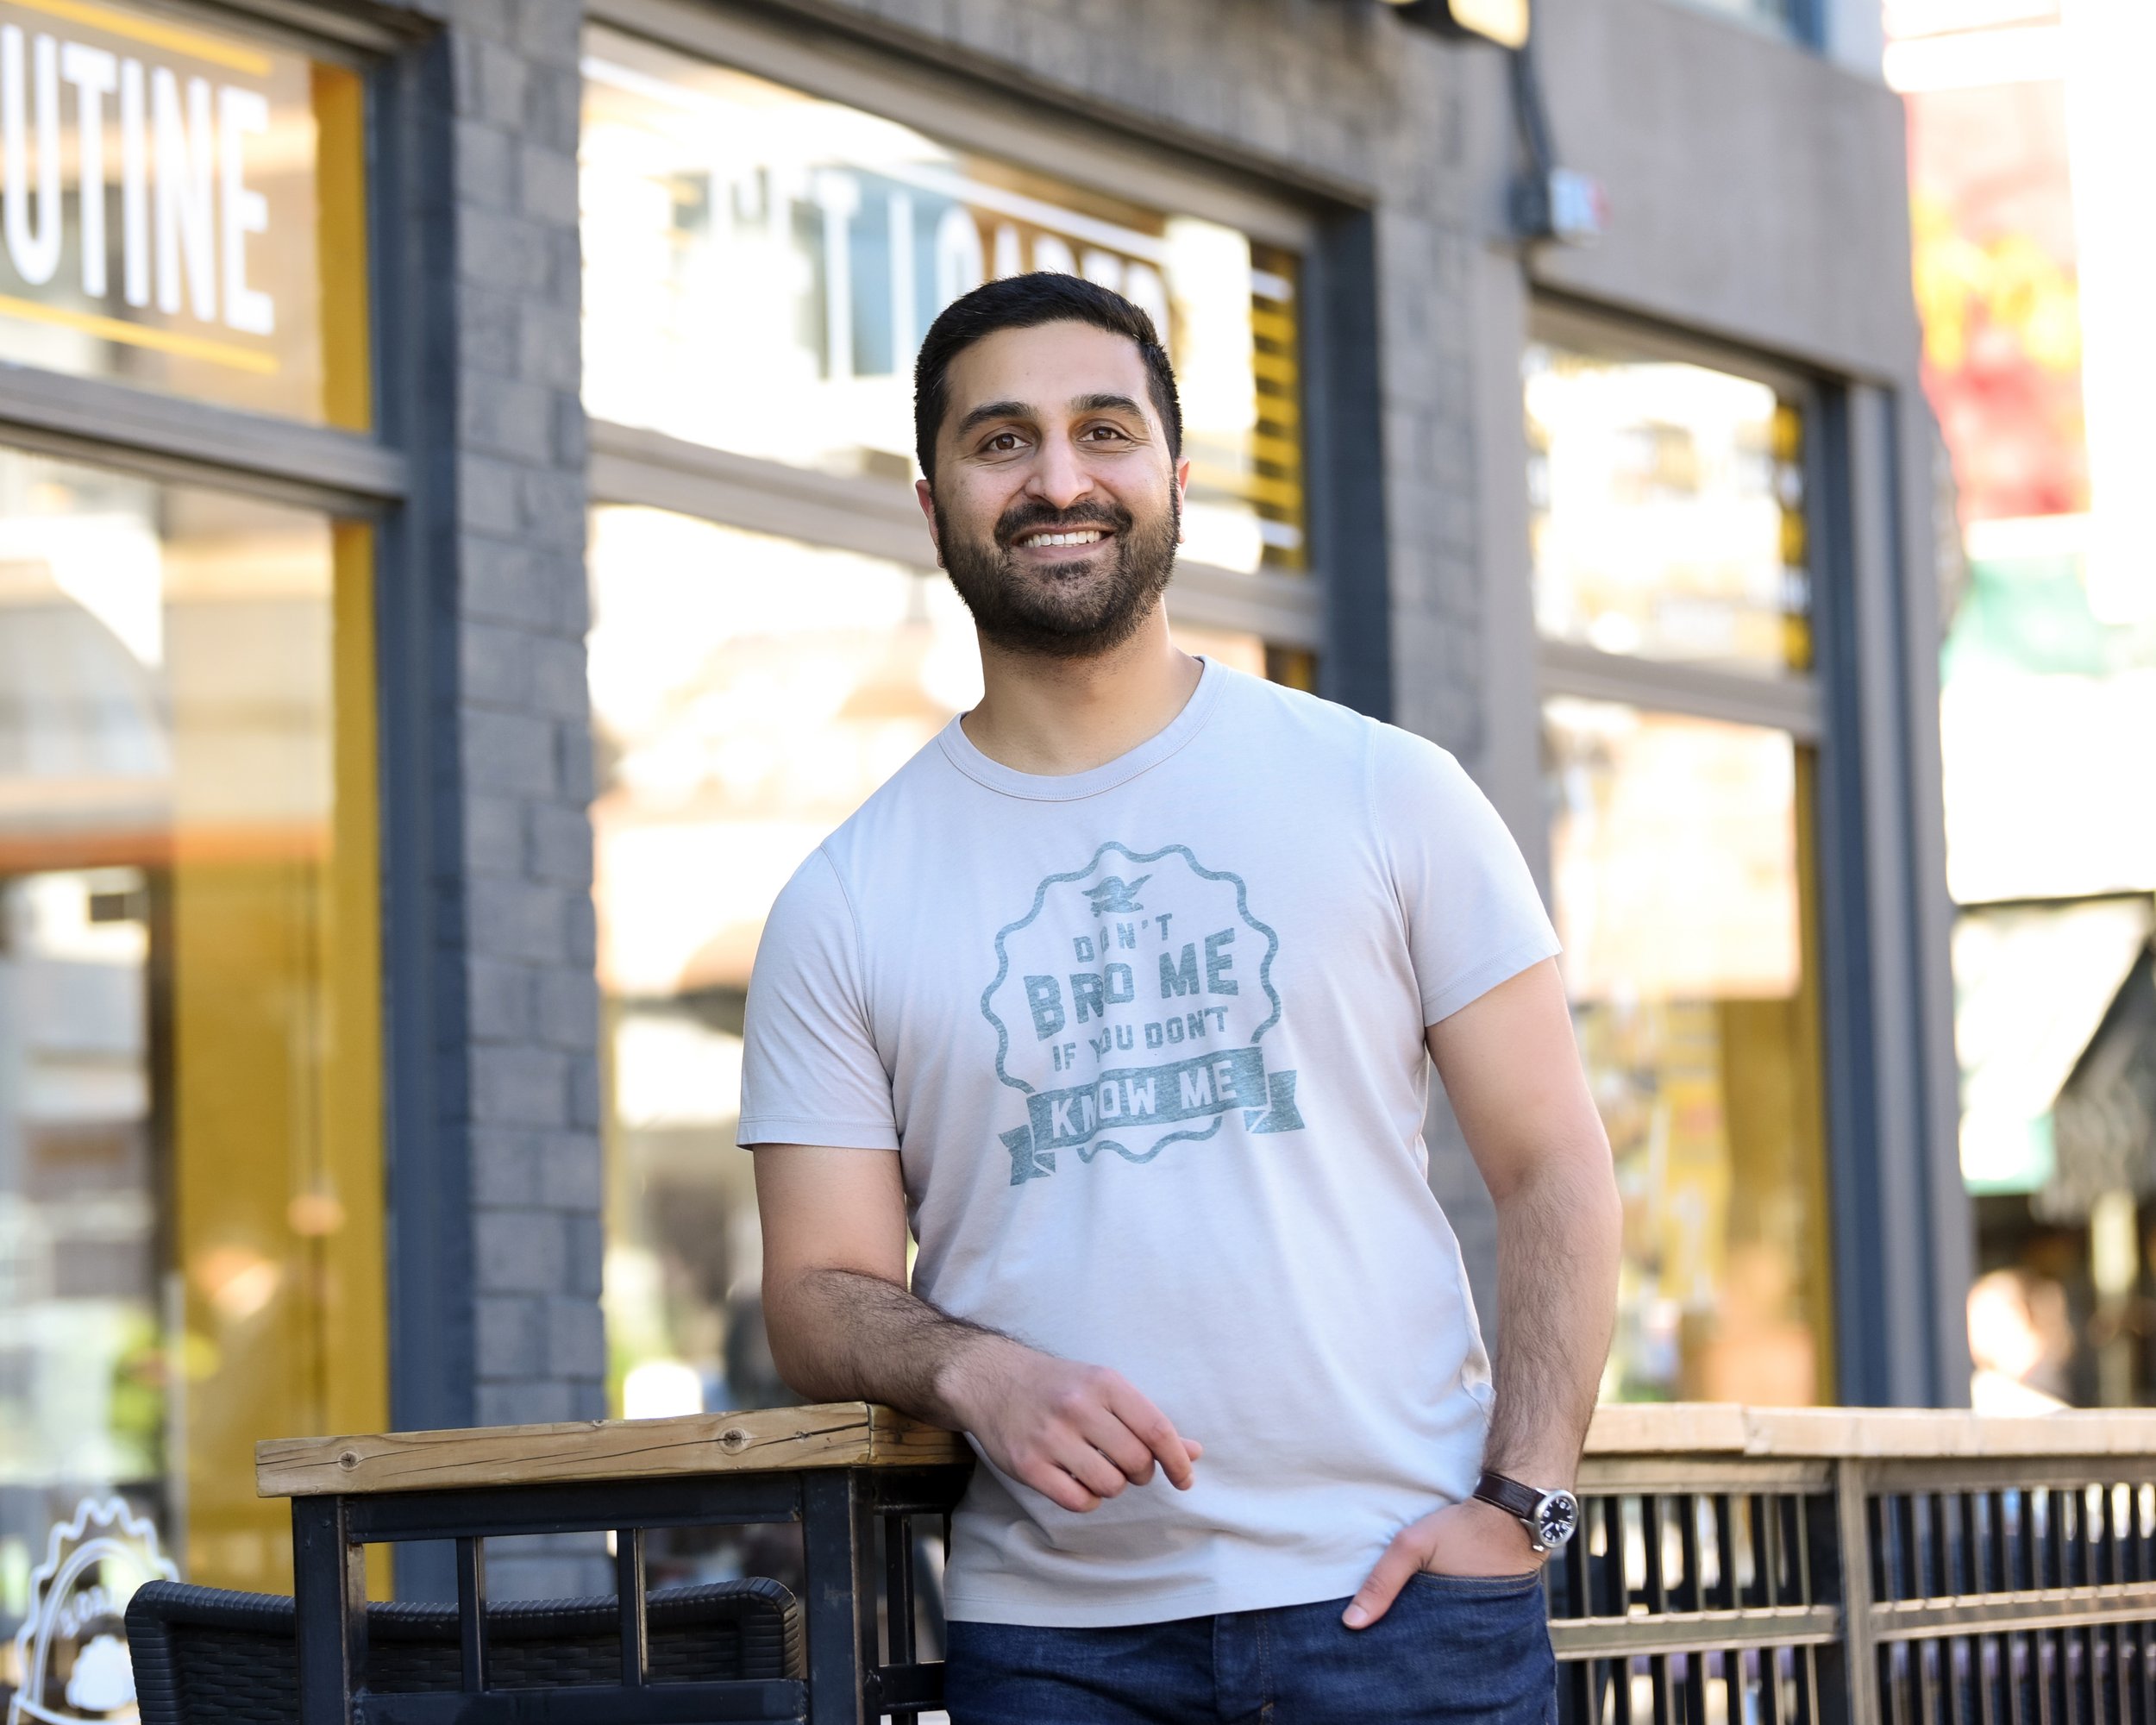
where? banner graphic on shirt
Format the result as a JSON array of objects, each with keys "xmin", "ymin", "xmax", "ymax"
[{"xmin": 981, "ymin": 841, "xmax": 1304, "ymax": 1184}]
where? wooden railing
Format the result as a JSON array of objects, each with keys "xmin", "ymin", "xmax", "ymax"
[
  {"xmin": 255, "ymin": 1402, "xmax": 2156, "ymax": 1723},
  {"xmin": 1569, "ymin": 1405, "xmax": 2156, "ymax": 1725}
]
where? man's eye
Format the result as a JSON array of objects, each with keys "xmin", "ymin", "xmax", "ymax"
[
  {"xmin": 1086, "ymin": 425, "xmax": 1129, "ymax": 441},
  {"xmin": 985, "ymin": 432, "xmax": 1024, "ymax": 452}
]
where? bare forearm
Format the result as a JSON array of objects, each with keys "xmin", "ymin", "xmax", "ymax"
[
  {"xmin": 1482, "ymin": 1151, "xmax": 1621, "ymax": 1488},
  {"xmin": 763, "ymin": 1266, "xmax": 1006, "ymax": 1427}
]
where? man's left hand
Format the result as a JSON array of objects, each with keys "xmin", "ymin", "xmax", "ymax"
[{"xmin": 1342, "ymin": 1496, "xmax": 1545, "ymax": 1629}]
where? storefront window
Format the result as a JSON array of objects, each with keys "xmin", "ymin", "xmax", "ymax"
[
  {"xmin": 1525, "ymin": 341, "xmax": 1809, "ymax": 675},
  {"xmin": 1545, "ymin": 699, "xmax": 1830, "ymax": 1402},
  {"xmin": 588, "ymin": 505, "xmax": 1267, "ymax": 1423},
  {"xmin": 0, "ymin": 0, "xmax": 368, "ymax": 427},
  {"xmin": 578, "ymin": 28, "xmax": 1305, "ymax": 574},
  {"xmin": 0, "ymin": 448, "xmax": 384, "ymax": 1705}
]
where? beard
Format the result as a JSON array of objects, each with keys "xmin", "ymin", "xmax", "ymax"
[{"xmin": 934, "ymin": 488, "xmax": 1180, "ymax": 660}]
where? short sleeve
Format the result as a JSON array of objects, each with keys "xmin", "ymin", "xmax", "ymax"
[
  {"xmin": 1369, "ymin": 725, "xmax": 1562, "ymax": 1026},
  {"xmin": 737, "ymin": 847, "xmax": 899, "ymax": 1150}
]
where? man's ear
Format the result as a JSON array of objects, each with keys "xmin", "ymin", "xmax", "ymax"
[
  {"xmin": 915, "ymin": 477, "xmax": 943, "ymax": 567},
  {"xmin": 1174, "ymin": 456, "xmax": 1191, "ymax": 544}
]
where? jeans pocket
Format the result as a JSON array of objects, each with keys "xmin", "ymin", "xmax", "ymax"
[{"xmin": 1406, "ymin": 1568, "xmax": 1546, "ymax": 1598}]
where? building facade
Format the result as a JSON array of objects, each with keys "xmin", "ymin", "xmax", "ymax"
[{"xmin": 0, "ymin": 0, "xmax": 1965, "ymax": 1667}]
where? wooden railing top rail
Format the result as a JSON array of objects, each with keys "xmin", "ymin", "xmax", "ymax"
[
  {"xmin": 1583, "ymin": 1402, "xmax": 2156, "ymax": 1458},
  {"xmin": 258, "ymin": 1400, "xmax": 2156, "ymax": 1501},
  {"xmin": 255, "ymin": 1402, "xmax": 968, "ymax": 1498}
]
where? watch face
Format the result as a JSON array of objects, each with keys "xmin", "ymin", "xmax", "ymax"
[{"xmin": 1535, "ymin": 1490, "xmax": 1580, "ymax": 1549}]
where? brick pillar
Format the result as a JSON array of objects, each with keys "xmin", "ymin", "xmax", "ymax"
[{"xmin": 374, "ymin": 0, "xmax": 603, "ymax": 1600}]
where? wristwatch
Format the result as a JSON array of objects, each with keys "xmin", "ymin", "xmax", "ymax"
[{"xmin": 1472, "ymin": 1470, "xmax": 1580, "ymax": 1555}]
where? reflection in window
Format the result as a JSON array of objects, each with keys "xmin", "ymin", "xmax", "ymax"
[
  {"xmin": 1545, "ymin": 699, "xmax": 1830, "ymax": 1403},
  {"xmin": 589, "ymin": 505, "xmax": 1269, "ymax": 1434},
  {"xmin": 0, "ymin": 450, "xmax": 382, "ymax": 1637},
  {"xmin": 1525, "ymin": 342, "xmax": 1809, "ymax": 674},
  {"xmin": 578, "ymin": 27, "xmax": 1305, "ymax": 573},
  {"xmin": 0, "ymin": 0, "xmax": 370, "ymax": 427}
]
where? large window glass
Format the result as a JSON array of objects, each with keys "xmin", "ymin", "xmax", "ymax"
[
  {"xmin": 587, "ymin": 505, "xmax": 1269, "ymax": 1432},
  {"xmin": 1545, "ymin": 701, "xmax": 1829, "ymax": 1403},
  {"xmin": 0, "ymin": 0, "xmax": 369, "ymax": 427},
  {"xmin": 1528, "ymin": 327, "xmax": 1832, "ymax": 1405},
  {"xmin": 1525, "ymin": 342, "xmax": 1810, "ymax": 675},
  {"xmin": 0, "ymin": 447, "xmax": 384, "ymax": 1708},
  {"xmin": 579, "ymin": 27, "xmax": 1305, "ymax": 574}
]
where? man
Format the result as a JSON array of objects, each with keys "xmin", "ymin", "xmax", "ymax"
[{"xmin": 740, "ymin": 273, "xmax": 1621, "ymax": 1723}]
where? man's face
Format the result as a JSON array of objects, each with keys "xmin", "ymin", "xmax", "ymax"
[{"xmin": 918, "ymin": 320, "xmax": 1188, "ymax": 659}]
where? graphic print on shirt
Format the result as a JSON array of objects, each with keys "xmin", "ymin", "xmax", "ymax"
[{"xmin": 981, "ymin": 841, "xmax": 1307, "ymax": 1185}]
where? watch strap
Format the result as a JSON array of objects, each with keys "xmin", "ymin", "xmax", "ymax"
[{"xmin": 1472, "ymin": 1470, "xmax": 1547, "ymax": 1523}]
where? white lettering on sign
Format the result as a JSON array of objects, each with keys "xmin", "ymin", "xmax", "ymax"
[{"xmin": 0, "ymin": 13, "xmax": 275, "ymax": 336}]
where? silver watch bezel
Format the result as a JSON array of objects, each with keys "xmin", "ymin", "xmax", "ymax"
[{"xmin": 1529, "ymin": 1487, "xmax": 1580, "ymax": 1553}]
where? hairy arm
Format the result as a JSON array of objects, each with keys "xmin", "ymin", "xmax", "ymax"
[
  {"xmin": 755, "ymin": 1144, "xmax": 1201, "ymax": 1514},
  {"xmin": 1344, "ymin": 957, "xmax": 1620, "ymax": 1627}
]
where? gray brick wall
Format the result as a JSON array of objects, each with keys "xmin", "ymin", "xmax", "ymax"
[
  {"xmin": 444, "ymin": 0, "xmax": 603, "ymax": 1597},
  {"xmin": 373, "ymin": 0, "xmax": 602, "ymax": 1600}
]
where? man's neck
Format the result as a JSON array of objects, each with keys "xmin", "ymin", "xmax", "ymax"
[{"xmin": 960, "ymin": 610, "xmax": 1203, "ymax": 777}]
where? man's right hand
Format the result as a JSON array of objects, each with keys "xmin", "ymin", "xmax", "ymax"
[{"xmin": 937, "ymin": 1335, "xmax": 1202, "ymax": 1513}]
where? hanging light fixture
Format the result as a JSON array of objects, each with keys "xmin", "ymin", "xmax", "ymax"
[{"xmin": 1378, "ymin": 0, "xmax": 1531, "ymax": 51}]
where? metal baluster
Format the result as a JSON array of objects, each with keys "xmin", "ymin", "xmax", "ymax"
[
  {"xmin": 1764, "ymin": 1490, "xmax": 1786, "ymax": 1610},
  {"xmin": 1896, "ymin": 1495, "xmax": 1921, "ymax": 1603},
  {"xmin": 1677, "ymin": 1496, "xmax": 1702, "ymax": 1615},
  {"xmin": 1747, "ymin": 1495, "xmax": 1768, "ymax": 1609},
  {"xmin": 456, "ymin": 1535, "xmax": 488, "ymax": 1694},
  {"xmin": 803, "ymin": 1471, "xmax": 877, "ymax": 1725},
  {"xmin": 616, "ymin": 1527, "xmax": 647, "ymax": 1688},
  {"xmin": 1786, "ymin": 1495, "xmax": 1810, "ymax": 1606},
  {"xmin": 292, "ymin": 1495, "xmax": 365, "ymax": 1725},
  {"xmin": 1644, "ymin": 1496, "xmax": 1669, "ymax": 1621},
  {"xmin": 1930, "ymin": 1496, "xmax": 1951, "ymax": 1601},
  {"xmin": 1607, "ymin": 1495, "xmax": 1632, "ymax": 1619},
  {"xmin": 1715, "ymin": 1494, "xmax": 1739, "ymax": 1613},
  {"xmin": 885, "ymin": 1513, "xmax": 917, "ymax": 1673}
]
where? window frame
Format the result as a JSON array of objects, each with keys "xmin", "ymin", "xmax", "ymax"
[
  {"xmin": 0, "ymin": 0, "xmax": 404, "ymax": 1596},
  {"xmin": 1526, "ymin": 296, "xmax": 1842, "ymax": 1400},
  {"xmin": 579, "ymin": 0, "xmax": 1328, "ymax": 654},
  {"xmin": 1526, "ymin": 298, "xmax": 1825, "ymax": 741}
]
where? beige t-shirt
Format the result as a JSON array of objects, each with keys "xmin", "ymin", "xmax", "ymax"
[{"xmin": 738, "ymin": 660, "xmax": 1561, "ymax": 1627}]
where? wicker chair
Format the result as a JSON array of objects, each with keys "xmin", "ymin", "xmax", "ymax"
[{"xmin": 125, "ymin": 1576, "xmax": 802, "ymax": 1724}]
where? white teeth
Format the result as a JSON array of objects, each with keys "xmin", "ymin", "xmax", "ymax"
[{"xmin": 1023, "ymin": 530, "xmax": 1105, "ymax": 547}]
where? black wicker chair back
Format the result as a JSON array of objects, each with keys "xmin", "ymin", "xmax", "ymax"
[{"xmin": 125, "ymin": 1576, "xmax": 803, "ymax": 1724}]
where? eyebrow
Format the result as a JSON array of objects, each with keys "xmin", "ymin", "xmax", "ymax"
[
  {"xmin": 954, "ymin": 398, "xmax": 1032, "ymax": 440},
  {"xmin": 952, "ymin": 392, "xmax": 1151, "ymax": 442},
  {"xmin": 1073, "ymin": 392, "xmax": 1146, "ymax": 418}
]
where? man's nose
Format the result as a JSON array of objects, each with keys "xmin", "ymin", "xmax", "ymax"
[{"xmin": 1025, "ymin": 436, "xmax": 1094, "ymax": 511}]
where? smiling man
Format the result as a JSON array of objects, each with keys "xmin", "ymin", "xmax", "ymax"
[{"xmin": 740, "ymin": 274, "xmax": 1621, "ymax": 1724}]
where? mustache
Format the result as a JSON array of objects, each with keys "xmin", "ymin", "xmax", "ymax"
[{"xmin": 994, "ymin": 498, "xmax": 1132, "ymax": 547}]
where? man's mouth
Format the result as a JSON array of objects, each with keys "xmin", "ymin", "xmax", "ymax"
[{"xmin": 1013, "ymin": 528, "xmax": 1109, "ymax": 549}]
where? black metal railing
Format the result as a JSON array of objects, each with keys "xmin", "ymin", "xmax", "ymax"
[
  {"xmin": 253, "ymin": 1402, "xmax": 2156, "ymax": 1724},
  {"xmin": 1556, "ymin": 1408, "xmax": 2156, "ymax": 1725}
]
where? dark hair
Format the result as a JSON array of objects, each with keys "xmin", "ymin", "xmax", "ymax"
[{"xmin": 912, "ymin": 273, "xmax": 1181, "ymax": 482}]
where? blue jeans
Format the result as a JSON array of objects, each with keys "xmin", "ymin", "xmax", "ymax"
[{"xmin": 943, "ymin": 1571, "xmax": 1556, "ymax": 1725}]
